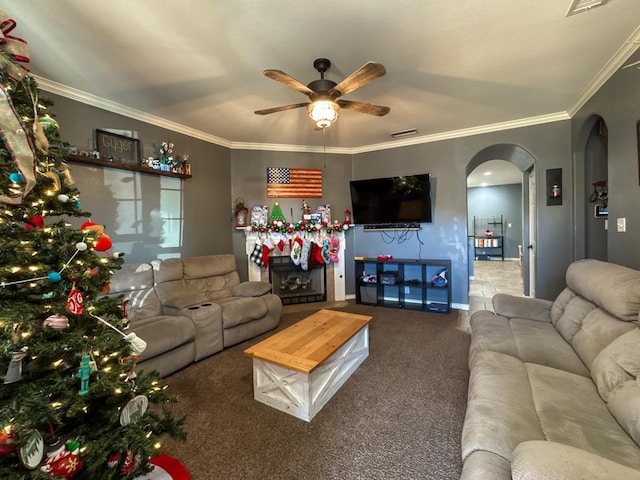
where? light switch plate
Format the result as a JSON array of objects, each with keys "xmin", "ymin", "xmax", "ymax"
[{"xmin": 617, "ymin": 218, "xmax": 626, "ymax": 232}]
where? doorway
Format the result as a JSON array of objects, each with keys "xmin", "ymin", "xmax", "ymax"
[
  {"xmin": 465, "ymin": 144, "xmax": 537, "ymax": 322},
  {"xmin": 467, "ymin": 159, "xmax": 525, "ymax": 317}
]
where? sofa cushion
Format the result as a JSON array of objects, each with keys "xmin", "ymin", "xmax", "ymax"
[
  {"xmin": 563, "ymin": 259, "xmax": 640, "ymax": 322},
  {"xmin": 592, "ymin": 329, "xmax": 640, "ymax": 400},
  {"xmin": 469, "ymin": 312, "xmax": 589, "ymax": 376},
  {"xmin": 108, "ymin": 263, "xmax": 162, "ymax": 321},
  {"xmin": 132, "ymin": 315, "xmax": 196, "ymax": 361},
  {"xmin": 570, "ymin": 308, "xmax": 637, "ymax": 371},
  {"xmin": 608, "ymin": 379, "xmax": 640, "ymax": 449},
  {"xmin": 512, "ymin": 441, "xmax": 640, "ymax": 480},
  {"xmin": 233, "ymin": 281, "xmax": 272, "ymax": 297},
  {"xmin": 462, "ymin": 351, "xmax": 545, "ymax": 462},
  {"xmin": 217, "ymin": 297, "xmax": 268, "ymax": 329},
  {"xmin": 182, "ymin": 254, "xmax": 238, "ymax": 278},
  {"xmin": 463, "ymin": 351, "xmax": 640, "ymax": 470}
]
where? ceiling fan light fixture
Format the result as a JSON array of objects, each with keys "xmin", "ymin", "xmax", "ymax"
[{"xmin": 308, "ymin": 100, "xmax": 339, "ymax": 129}]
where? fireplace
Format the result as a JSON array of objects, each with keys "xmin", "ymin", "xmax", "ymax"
[
  {"xmin": 269, "ymin": 256, "xmax": 326, "ymax": 305},
  {"xmin": 244, "ymin": 231, "xmax": 346, "ymax": 304}
]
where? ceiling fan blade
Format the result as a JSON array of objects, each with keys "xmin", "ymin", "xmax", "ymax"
[
  {"xmin": 263, "ymin": 69, "xmax": 315, "ymax": 96},
  {"xmin": 329, "ymin": 61, "xmax": 386, "ymax": 98},
  {"xmin": 337, "ymin": 100, "xmax": 390, "ymax": 117},
  {"xmin": 254, "ymin": 102, "xmax": 309, "ymax": 115}
]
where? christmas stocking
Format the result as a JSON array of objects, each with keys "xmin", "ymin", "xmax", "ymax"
[
  {"xmin": 300, "ymin": 238, "xmax": 311, "ymax": 271},
  {"xmin": 250, "ymin": 240, "xmax": 264, "ymax": 268},
  {"xmin": 328, "ymin": 236, "xmax": 340, "ymax": 263},
  {"xmin": 321, "ymin": 240, "xmax": 331, "ymax": 264},
  {"xmin": 314, "ymin": 240, "xmax": 326, "ymax": 265},
  {"xmin": 290, "ymin": 236, "xmax": 303, "ymax": 265},
  {"xmin": 262, "ymin": 236, "xmax": 275, "ymax": 267},
  {"xmin": 308, "ymin": 242, "xmax": 320, "ymax": 268},
  {"xmin": 277, "ymin": 238, "xmax": 285, "ymax": 252}
]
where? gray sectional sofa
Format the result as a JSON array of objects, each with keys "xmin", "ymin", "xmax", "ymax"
[
  {"xmin": 462, "ymin": 259, "xmax": 640, "ymax": 480},
  {"xmin": 107, "ymin": 254, "xmax": 282, "ymax": 377}
]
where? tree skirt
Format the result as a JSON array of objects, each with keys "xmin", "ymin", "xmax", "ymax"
[{"xmin": 134, "ymin": 455, "xmax": 191, "ymax": 480}]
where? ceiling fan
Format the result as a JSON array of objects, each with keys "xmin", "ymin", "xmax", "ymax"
[{"xmin": 254, "ymin": 58, "xmax": 390, "ymax": 129}]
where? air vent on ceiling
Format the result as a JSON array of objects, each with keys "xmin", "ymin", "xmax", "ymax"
[
  {"xmin": 566, "ymin": 0, "xmax": 608, "ymax": 16},
  {"xmin": 391, "ymin": 128, "xmax": 418, "ymax": 138}
]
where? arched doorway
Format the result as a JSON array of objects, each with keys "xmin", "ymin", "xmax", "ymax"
[
  {"xmin": 466, "ymin": 144, "xmax": 536, "ymax": 305},
  {"xmin": 575, "ymin": 115, "xmax": 608, "ymax": 261}
]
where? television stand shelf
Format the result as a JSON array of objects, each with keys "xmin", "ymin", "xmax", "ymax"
[{"xmin": 355, "ymin": 258, "xmax": 451, "ymax": 313}]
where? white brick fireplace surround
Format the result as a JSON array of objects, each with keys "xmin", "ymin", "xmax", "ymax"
[{"xmin": 244, "ymin": 231, "xmax": 347, "ymax": 303}]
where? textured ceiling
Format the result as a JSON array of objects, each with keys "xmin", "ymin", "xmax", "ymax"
[{"xmin": 6, "ymin": 0, "xmax": 640, "ymax": 152}]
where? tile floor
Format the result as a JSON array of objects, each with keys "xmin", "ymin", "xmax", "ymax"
[{"xmin": 458, "ymin": 259, "xmax": 524, "ymax": 332}]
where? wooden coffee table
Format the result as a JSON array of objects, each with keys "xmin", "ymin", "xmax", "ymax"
[{"xmin": 244, "ymin": 309, "xmax": 372, "ymax": 421}]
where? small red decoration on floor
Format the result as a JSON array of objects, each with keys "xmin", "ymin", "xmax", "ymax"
[{"xmin": 134, "ymin": 454, "xmax": 191, "ymax": 479}]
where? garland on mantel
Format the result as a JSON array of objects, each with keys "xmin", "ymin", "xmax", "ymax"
[{"xmin": 248, "ymin": 220, "xmax": 351, "ymax": 234}]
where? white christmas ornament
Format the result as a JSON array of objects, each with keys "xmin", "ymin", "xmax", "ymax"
[
  {"xmin": 124, "ymin": 333, "xmax": 147, "ymax": 355},
  {"xmin": 75, "ymin": 242, "xmax": 88, "ymax": 251},
  {"xmin": 57, "ymin": 194, "xmax": 69, "ymax": 203}
]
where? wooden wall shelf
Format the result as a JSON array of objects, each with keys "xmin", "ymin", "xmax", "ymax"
[{"xmin": 65, "ymin": 155, "xmax": 192, "ymax": 179}]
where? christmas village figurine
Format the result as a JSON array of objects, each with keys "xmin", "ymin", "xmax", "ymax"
[{"xmin": 301, "ymin": 199, "xmax": 312, "ymax": 223}]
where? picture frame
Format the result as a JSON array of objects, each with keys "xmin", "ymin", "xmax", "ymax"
[{"xmin": 95, "ymin": 129, "xmax": 141, "ymax": 166}]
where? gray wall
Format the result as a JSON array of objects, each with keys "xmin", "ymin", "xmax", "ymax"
[
  {"xmin": 49, "ymin": 68, "xmax": 640, "ymax": 306},
  {"xmin": 572, "ymin": 60, "xmax": 639, "ymax": 268},
  {"xmin": 352, "ymin": 121, "xmax": 573, "ymax": 305},
  {"xmin": 229, "ymin": 149, "xmax": 355, "ymax": 285},
  {"xmin": 468, "ymin": 184, "xmax": 523, "ymax": 259},
  {"xmin": 48, "ymin": 93, "xmax": 232, "ymax": 264}
]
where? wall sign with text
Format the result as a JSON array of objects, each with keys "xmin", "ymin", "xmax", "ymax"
[{"xmin": 95, "ymin": 129, "xmax": 141, "ymax": 165}]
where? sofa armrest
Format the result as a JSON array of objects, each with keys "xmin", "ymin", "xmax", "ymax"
[
  {"xmin": 512, "ymin": 441, "xmax": 640, "ymax": 480},
  {"xmin": 163, "ymin": 292, "xmax": 210, "ymax": 310},
  {"xmin": 492, "ymin": 294, "xmax": 553, "ymax": 322},
  {"xmin": 233, "ymin": 281, "xmax": 272, "ymax": 297}
]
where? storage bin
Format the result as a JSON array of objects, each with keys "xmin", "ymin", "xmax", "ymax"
[
  {"xmin": 379, "ymin": 272, "xmax": 398, "ymax": 285},
  {"xmin": 359, "ymin": 286, "xmax": 377, "ymax": 303}
]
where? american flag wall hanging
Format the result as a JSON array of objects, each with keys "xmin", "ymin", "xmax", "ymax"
[{"xmin": 266, "ymin": 167, "xmax": 323, "ymax": 198}]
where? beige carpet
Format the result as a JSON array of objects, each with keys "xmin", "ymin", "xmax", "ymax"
[{"xmin": 160, "ymin": 302, "xmax": 470, "ymax": 480}]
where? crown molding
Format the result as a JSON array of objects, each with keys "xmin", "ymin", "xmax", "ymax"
[
  {"xmin": 33, "ymin": 75, "xmax": 233, "ymax": 148},
  {"xmin": 229, "ymin": 141, "xmax": 352, "ymax": 154},
  {"xmin": 567, "ymin": 25, "xmax": 640, "ymax": 117},
  {"xmin": 35, "ymin": 74, "xmax": 571, "ymax": 155},
  {"xmin": 350, "ymin": 112, "xmax": 571, "ymax": 154}
]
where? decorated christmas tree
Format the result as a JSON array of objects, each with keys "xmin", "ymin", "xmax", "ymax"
[
  {"xmin": 0, "ymin": 12, "xmax": 184, "ymax": 479},
  {"xmin": 268, "ymin": 202, "xmax": 286, "ymax": 224}
]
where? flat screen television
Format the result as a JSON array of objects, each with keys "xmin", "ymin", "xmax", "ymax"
[{"xmin": 349, "ymin": 173, "xmax": 432, "ymax": 225}]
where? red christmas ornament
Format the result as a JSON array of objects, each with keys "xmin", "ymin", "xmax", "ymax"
[
  {"xmin": 25, "ymin": 215, "xmax": 45, "ymax": 230},
  {"xmin": 47, "ymin": 452, "xmax": 82, "ymax": 479},
  {"xmin": 67, "ymin": 284, "xmax": 83, "ymax": 314},
  {"xmin": 42, "ymin": 443, "xmax": 83, "ymax": 479},
  {"xmin": 93, "ymin": 235, "xmax": 112, "ymax": 251},
  {"xmin": 100, "ymin": 281, "xmax": 111, "ymax": 294},
  {"xmin": 0, "ymin": 430, "xmax": 17, "ymax": 455}
]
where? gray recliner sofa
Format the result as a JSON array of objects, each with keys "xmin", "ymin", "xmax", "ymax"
[
  {"xmin": 462, "ymin": 259, "xmax": 640, "ymax": 480},
  {"xmin": 107, "ymin": 254, "xmax": 282, "ymax": 377}
]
